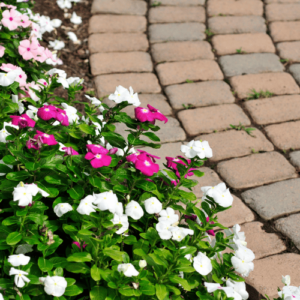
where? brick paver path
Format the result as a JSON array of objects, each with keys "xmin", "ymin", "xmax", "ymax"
[{"xmin": 88, "ymin": 0, "xmax": 300, "ymax": 298}]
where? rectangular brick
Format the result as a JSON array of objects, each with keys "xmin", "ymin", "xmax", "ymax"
[
  {"xmin": 290, "ymin": 151, "xmax": 300, "ymax": 170},
  {"xmin": 156, "ymin": 60, "xmax": 224, "ymax": 86},
  {"xmin": 95, "ymin": 73, "xmax": 161, "ymax": 98},
  {"xmin": 208, "ymin": 16, "xmax": 266, "ymax": 35},
  {"xmin": 270, "ymin": 21, "xmax": 300, "ymax": 42},
  {"xmin": 230, "ymin": 73, "xmax": 300, "ymax": 99},
  {"xmin": 208, "ymin": 0, "xmax": 263, "ymax": 17},
  {"xmin": 88, "ymin": 15, "xmax": 147, "ymax": 34},
  {"xmin": 165, "ymin": 81, "xmax": 234, "ymax": 110},
  {"xmin": 244, "ymin": 95, "xmax": 300, "ymax": 125},
  {"xmin": 289, "ymin": 64, "xmax": 300, "ymax": 84},
  {"xmin": 88, "ymin": 33, "xmax": 148, "ymax": 54},
  {"xmin": 265, "ymin": 121, "xmax": 300, "ymax": 150},
  {"xmin": 150, "ymin": 0, "xmax": 205, "ymax": 5},
  {"xmin": 277, "ymin": 41, "xmax": 300, "ymax": 62},
  {"xmin": 197, "ymin": 129, "xmax": 274, "ymax": 162},
  {"xmin": 90, "ymin": 52, "xmax": 153, "ymax": 76},
  {"xmin": 266, "ymin": 3, "xmax": 300, "ymax": 21},
  {"xmin": 217, "ymin": 152, "xmax": 297, "ymax": 189},
  {"xmin": 212, "ymin": 33, "xmax": 275, "ymax": 56},
  {"xmin": 266, "ymin": 0, "xmax": 300, "ymax": 2},
  {"xmin": 178, "ymin": 104, "xmax": 251, "ymax": 136},
  {"xmin": 149, "ymin": 6, "xmax": 205, "ymax": 23}
]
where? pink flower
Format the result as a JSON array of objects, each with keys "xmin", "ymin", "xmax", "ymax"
[
  {"xmin": 85, "ymin": 152, "xmax": 112, "ymax": 168},
  {"xmin": 126, "ymin": 150, "xmax": 160, "ymax": 164},
  {"xmin": 72, "ymin": 241, "xmax": 87, "ymax": 249},
  {"xmin": 62, "ymin": 147, "xmax": 79, "ymax": 156},
  {"xmin": 26, "ymin": 138, "xmax": 40, "ymax": 150},
  {"xmin": 34, "ymin": 45, "xmax": 47, "ymax": 63},
  {"xmin": 135, "ymin": 105, "xmax": 168, "ymax": 124},
  {"xmin": 37, "ymin": 105, "xmax": 57, "ymax": 121},
  {"xmin": 138, "ymin": 150, "xmax": 160, "ymax": 162},
  {"xmin": 0, "ymin": 63, "xmax": 18, "ymax": 72},
  {"xmin": 86, "ymin": 144, "xmax": 109, "ymax": 155},
  {"xmin": 166, "ymin": 156, "xmax": 196, "ymax": 179},
  {"xmin": 19, "ymin": 14, "xmax": 31, "ymax": 28},
  {"xmin": 2, "ymin": 9, "xmax": 21, "ymax": 30},
  {"xmin": 10, "ymin": 114, "xmax": 35, "ymax": 128},
  {"xmin": 109, "ymin": 148, "xmax": 118, "ymax": 155},
  {"xmin": 135, "ymin": 153, "xmax": 159, "ymax": 176},
  {"xmin": 148, "ymin": 104, "xmax": 168, "ymax": 123},
  {"xmin": 15, "ymin": 70, "xmax": 27, "ymax": 87},
  {"xmin": 18, "ymin": 39, "xmax": 39, "ymax": 60},
  {"xmin": 56, "ymin": 108, "xmax": 69, "ymax": 126},
  {"xmin": 34, "ymin": 130, "xmax": 57, "ymax": 146},
  {"xmin": 0, "ymin": 46, "xmax": 5, "ymax": 58}
]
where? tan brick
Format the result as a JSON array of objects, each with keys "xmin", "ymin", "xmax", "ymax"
[
  {"xmin": 266, "ymin": 3, "xmax": 300, "ymax": 21},
  {"xmin": 149, "ymin": 6, "xmax": 205, "ymax": 24},
  {"xmin": 165, "ymin": 81, "xmax": 234, "ymax": 110},
  {"xmin": 244, "ymin": 95, "xmax": 300, "ymax": 125},
  {"xmin": 246, "ymin": 254, "xmax": 300, "ymax": 299},
  {"xmin": 197, "ymin": 130, "xmax": 274, "ymax": 162},
  {"xmin": 217, "ymin": 152, "xmax": 297, "ymax": 189},
  {"xmin": 230, "ymin": 73, "xmax": 300, "ymax": 99},
  {"xmin": 91, "ymin": 0, "xmax": 147, "ymax": 15},
  {"xmin": 217, "ymin": 195, "xmax": 255, "ymax": 228},
  {"xmin": 122, "ymin": 94, "xmax": 172, "ymax": 118},
  {"xmin": 90, "ymin": 52, "xmax": 153, "ymax": 76},
  {"xmin": 208, "ymin": 0, "xmax": 263, "ymax": 17},
  {"xmin": 277, "ymin": 41, "xmax": 300, "ymax": 62},
  {"xmin": 266, "ymin": 0, "xmax": 300, "ymax": 3},
  {"xmin": 212, "ymin": 33, "xmax": 275, "ymax": 56},
  {"xmin": 208, "ymin": 16, "xmax": 266, "ymax": 35},
  {"xmin": 156, "ymin": 60, "xmax": 224, "ymax": 86},
  {"xmin": 88, "ymin": 33, "xmax": 148, "ymax": 54},
  {"xmin": 150, "ymin": 0, "xmax": 205, "ymax": 5},
  {"xmin": 88, "ymin": 15, "xmax": 147, "ymax": 34},
  {"xmin": 270, "ymin": 21, "xmax": 300, "ymax": 42},
  {"xmin": 265, "ymin": 121, "xmax": 300, "ymax": 150},
  {"xmin": 152, "ymin": 41, "xmax": 214, "ymax": 63},
  {"xmin": 95, "ymin": 73, "xmax": 161, "ymax": 98},
  {"xmin": 178, "ymin": 104, "xmax": 251, "ymax": 136}
]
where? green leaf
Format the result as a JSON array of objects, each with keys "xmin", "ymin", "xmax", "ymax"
[
  {"xmin": 38, "ymin": 258, "xmax": 53, "ymax": 272},
  {"xmin": 140, "ymin": 281, "xmax": 156, "ymax": 295},
  {"xmin": 113, "ymin": 185, "xmax": 129, "ymax": 193},
  {"xmin": 66, "ymin": 263, "xmax": 90, "ymax": 274},
  {"xmin": 78, "ymin": 123, "xmax": 95, "ymax": 135},
  {"xmin": 90, "ymin": 286, "xmax": 107, "ymax": 300},
  {"xmin": 119, "ymin": 287, "xmax": 141, "ymax": 297},
  {"xmin": 67, "ymin": 252, "xmax": 93, "ymax": 262},
  {"xmin": 2, "ymin": 155, "xmax": 16, "ymax": 164},
  {"xmin": 103, "ymin": 249, "xmax": 125, "ymax": 262},
  {"xmin": 136, "ymin": 180, "xmax": 156, "ymax": 191},
  {"xmin": 67, "ymin": 185, "xmax": 84, "ymax": 200},
  {"xmin": 212, "ymin": 274, "xmax": 224, "ymax": 284},
  {"xmin": 155, "ymin": 284, "xmax": 169, "ymax": 300},
  {"xmin": 91, "ymin": 264, "xmax": 101, "ymax": 281},
  {"xmin": 6, "ymin": 171, "xmax": 29, "ymax": 181},
  {"xmin": 6, "ymin": 232, "xmax": 22, "ymax": 245},
  {"xmin": 192, "ymin": 170, "xmax": 205, "ymax": 177},
  {"xmin": 0, "ymin": 278, "xmax": 13, "ymax": 289},
  {"xmin": 0, "ymin": 164, "xmax": 13, "ymax": 174},
  {"xmin": 44, "ymin": 176, "xmax": 63, "ymax": 185},
  {"xmin": 178, "ymin": 190, "xmax": 196, "ymax": 201},
  {"xmin": 143, "ymin": 132, "xmax": 160, "ymax": 142},
  {"xmin": 179, "ymin": 246, "xmax": 197, "ymax": 256},
  {"xmin": 169, "ymin": 275, "xmax": 191, "ymax": 291},
  {"xmin": 102, "ymin": 132, "xmax": 126, "ymax": 149},
  {"xmin": 64, "ymin": 285, "xmax": 83, "ymax": 296}
]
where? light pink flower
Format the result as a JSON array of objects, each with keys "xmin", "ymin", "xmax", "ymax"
[
  {"xmin": 34, "ymin": 130, "xmax": 57, "ymax": 146},
  {"xmin": 15, "ymin": 70, "xmax": 27, "ymax": 87},
  {"xmin": 2, "ymin": 9, "xmax": 21, "ymax": 30},
  {"xmin": 0, "ymin": 63, "xmax": 18, "ymax": 72},
  {"xmin": 18, "ymin": 39, "xmax": 39, "ymax": 60},
  {"xmin": 0, "ymin": 46, "xmax": 5, "ymax": 58},
  {"xmin": 10, "ymin": 114, "xmax": 35, "ymax": 128},
  {"xmin": 19, "ymin": 14, "xmax": 31, "ymax": 28}
]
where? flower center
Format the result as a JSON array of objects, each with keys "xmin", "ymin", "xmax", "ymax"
[
  {"xmin": 19, "ymin": 75, "xmax": 22, "ymax": 78},
  {"xmin": 27, "ymin": 48, "xmax": 30, "ymax": 51},
  {"xmin": 95, "ymin": 154, "xmax": 102, "ymax": 159},
  {"xmin": 9, "ymin": 17, "xmax": 13, "ymax": 21},
  {"xmin": 19, "ymin": 274, "xmax": 22, "ymax": 277},
  {"xmin": 61, "ymin": 204, "xmax": 64, "ymax": 207},
  {"xmin": 117, "ymin": 93, "xmax": 121, "ymax": 96},
  {"xmin": 142, "ymin": 109, "xmax": 148, "ymax": 113},
  {"xmin": 44, "ymin": 134, "xmax": 50, "ymax": 138},
  {"xmin": 134, "ymin": 206, "xmax": 137, "ymax": 209},
  {"xmin": 144, "ymin": 161, "xmax": 151, "ymax": 166},
  {"xmin": 152, "ymin": 202, "xmax": 154, "ymax": 205},
  {"xmin": 200, "ymin": 265, "xmax": 203, "ymax": 268}
]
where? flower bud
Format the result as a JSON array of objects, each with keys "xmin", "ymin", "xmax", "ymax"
[
  {"xmin": 282, "ymin": 275, "xmax": 291, "ymax": 286},
  {"xmin": 126, "ymin": 195, "xmax": 130, "ymax": 201},
  {"xmin": 139, "ymin": 260, "xmax": 147, "ymax": 268}
]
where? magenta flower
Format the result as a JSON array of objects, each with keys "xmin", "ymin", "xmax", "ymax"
[
  {"xmin": 62, "ymin": 147, "xmax": 79, "ymax": 156},
  {"xmin": 19, "ymin": 14, "xmax": 31, "ymax": 28},
  {"xmin": 166, "ymin": 156, "xmax": 196, "ymax": 179},
  {"xmin": 135, "ymin": 153, "xmax": 159, "ymax": 176},
  {"xmin": 10, "ymin": 114, "xmax": 35, "ymax": 128},
  {"xmin": 126, "ymin": 152, "xmax": 140, "ymax": 163},
  {"xmin": 85, "ymin": 152, "xmax": 112, "ymax": 168},
  {"xmin": 138, "ymin": 150, "xmax": 160, "ymax": 162},
  {"xmin": 0, "ymin": 46, "xmax": 5, "ymax": 58},
  {"xmin": 135, "ymin": 104, "xmax": 168, "ymax": 124},
  {"xmin": 34, "ymin": 130, "xmax": 57, "ymax": 146},
  {"xmin": 18, "ymin": 39, "xmax": 39, "ymax": 60},
  {"xmin": 37, "ymin": 105, "xmax": 57, "ymax": 121},
  {"xmin": 26, "ymin": 138, "xmax": 40, "ymax": 150},
  {"xmin": 2, "ymin": 9, "xmax": 21, "ymax": 30},
  {"xmin": 109, "ymin": 148, "xmax": 118, "ymax": 155},
  {"xmin": 148, "ymin": 104, "xmax": 168, "ymax": 123},
  {"xmin": 86, "ymin": 144, "xmax": 109, "ymax": 155},
  {"xmin": 56, "ymin": 108, "xmax": 69, "ymax": 126},
  {"xmin": 72, "ymin": 241, "xmax": 87, "ymax": 249}
]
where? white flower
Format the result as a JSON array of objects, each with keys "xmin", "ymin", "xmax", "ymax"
[
  {"xmin": 117, "ymin": 263, "xmax": 139, "ymax": 277},
  {"xmin": 108, "ymin": 85, "xmax": 130, "ymax": 104},
  {"xmin": 180, "ymin": 247, "xmax": 193, "ymax": 262},
  {"xmin": 57, "ymin": 76, "xmax": 69, "ymax": 89},
  {"xmin": 0, "ymin": 159, "xmax": 13, "ymax": 176},
  {"xmin": 77, "ymin": 195, "xmax": 97, "ymax": 215},
  {"xmin": 115, "ymin": 201, "xmax": 123, "ymax": 217},
  {"xmin": 126, "ymin": 86, "xmax": 141, "ymax": 106},
  {"xmin": 139, "ymin": 260, "xmax": 147, "ymax": 268},
  {"xmin": 282, "ymin": 275, "xmax": 291, "ymax": 286},
  {"xmin": 193, "ymin": 252, "xmax": 212, "ymax": 275},
  {"xmin": 67, "ymin": 32, "xmax": 80, "ymax": 44},
  {"xmin": 158, "ymin": 207, "xmax": 178, "ymax": 224},
  {"xmin": 204, "ymin": 283, "xmax": 240, "ymax": 300},
  {"xmin": 15, "ymin": 244, "xmax": 33, "ymax": 254},
  {"xmin": 93, "ymin": 190, "xmax": 118, "ymax": 213},
  {"xmin": 40, "ymin": 276, "xmax": 67, "ymax": 297},
  {"xmin": 85, "ymin": 95, "xmax": 104, "ymax": 111},
  {"xmin": 0, "ymin": 70, "xmax": 21, "ymax": 87},
  {"xmin": 171, "ymin": 227, "xmax": 194, "ymax": 242},
  {"xmin": 0, "ymin": 122, "xmax": 19, "ymax": 143},
  {"xmin": 181, "ymin": 140, "xmax": 202, "ymax": 159},
  {"xmin": 49, "ymin": 40, "xmax": 65, "ymax": 50},
  {"xmin": 125, "ymin": 200, "xmax": 144, "ymax": 220},
  {"xmin": 51, "ymin": 19, "xmax": 62, "ymax": 28},
  {"xmin": 61, "ymin": 103, "xmax": 79, "ymax": 123},
  {"xmin": 70, "ymin": 12, "xmax": 82, "ymax": 24},
  {"xmin": 0, "ymin": 293, "xmax": 3, "ymax": 300},
  {"xmin": 67, "ymin": 77, "xmax": 83, "ymax": 86},
  {"xmin": 231, "ymin": 245, "xmax": 255, "ymax": 277},
  {"xmin": 226, "ymin": 279, "xmax": 249, "ymax": 300},
  {"xmin": 8, "ymin": 254, "xmax": 30, "ymax": 267},
  {"xmin": 279, "ymin": 286, "xmax": 300, "ymax": 300},
  {"xmin": 12, "ymin": 95, "xmax": 25, "ymax": 114},
  {"xmin": 38, "ymin": 16, "xmax": 54, "ymax": 34},
  {"xmin": 144, "ymin": 197, "xmax": 162, "ymax": 214},
  {"xmin": 112, "ymin": 214, "xmax": 129, "ymax": 234},
  {"xmin": 54, "ymin": 203, "xmax": 73, "ymax": 217},
  {"xmin": 156, "ymin": 221, "xmax": 173, "ymax": 240},
  {"xmin": 9, "ymin": 268, "xmax": 30, "ymax": 288},
  {"xmin": 57, "ymin": 0, "xmax": 72, "ymax": 9},
  {"xmin": 225, "ymin": 224, "xmax": 247, "ymax": 250},
  {"xmin": 26, "ymin": 105, "xmax": 38, "ymax": 121}
]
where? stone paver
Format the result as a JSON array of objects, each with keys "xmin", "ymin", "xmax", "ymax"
[
  {"xmin": 242, "ymin": 178, "xmax": 300, "ymax": 220},
  {"xmin": 152, "ymin": 41, "xmax": 214, "ymax": 63},
  {"xmin": 244, "ymin": 95, "xmax": 300, "ymax": 125},
  {"xmin": 266, "ymin": 0, "xmax": 300, "ymax": 2},
  {"xmin": 290, "ymin": 151, "xmax": 300, "ymax": 170},
  {"xmin": 149, "ymin": 23, "xmax": 206, "ymax": 43},
  {"xmin": 265, "ymin": 121, "xmax": 300, "ymax": 150},
  {"xmin": 275, "ymin": 214, "xmax": 300, "ymax": 250},
  {"xmin": 289, "ymin": 64, "xmax": 300, "ymax": 84},
  {"xmin": 197, "ymin": 130, "xmax": 274, "ymax": 162},
  {"xmin": 207, "ymin": 0, "xmax": 263, "ymax": 17},
  {"xmin": 270, "ymin": 21, "xmax": 300, "ymax": 42},
  {"xmin": 241, "ymin": 222, "xmax": 286, "ymax": 260},
  {"xmin": 217, "ymin": 152, "xmax": 297, "ymax": 189},
  {"xmin": 246, "ymin": 254, "xmax": 300, "ymax": 299},
  {"xmin": 212, "ymin": 33, "xmax": 275, "ymax": 56},
  {"xmin": 156, "ymin": 60, "xmax": 224, "ymax": 86},
  {"xmin": 208, "ymin": 16, "xmax": 266, "ymax": 35},
  {"xmin": 88, "ymin": 15, "xmax": 147, "ymax": 34},
  {"xmin": 88, "ymin": 34, "xmax": 148, "ymax": 54},
  {"xmin": 91, "ymin": 0, "xmax": 147, "ymax": 15},
  {"xmin": 165, "ymin": 81, "xmax": 234, "ymax": 110},
  {"xmin": 90, "ymin": 52, "xmax": 153, "ymax": 76},
  {"xmin": 178, "ymin": 104, "xmax": 251, "ymax": 136},
  {"xmin": 149, "ymin": 6, "xmax": 205, "ymax": 24},
  {"xmin": 277, "ymin": 42, "xmax": 300, "ymax": 62},
  {"xmin": 150, "ymin": 0, "xmax": 205, "ymax": 5},
  {"xmin": 94, "ymin": 73, "xmax": 161, "ymax": 97},
  {"xmin": 219, "ymin": 53, "xmax": 284, "ymax": 77},
  {"xmin": 217, "ymin": 196, "xmax": 255, "ymax": 228},
  {"xmin": 266, "ymin": 3, "xmax": 300, "ymax": 21},
  {"xmin": 230, "ymin": 73, "xmax": 300, "ymax": 99}
]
